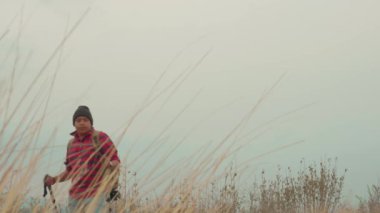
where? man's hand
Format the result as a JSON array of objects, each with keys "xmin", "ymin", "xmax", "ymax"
[
  {"xmin": 109, "ymin": 160, "xmax": 119, "ymax": 168},
  {"xmin": 44, "ymin": 175, "xmax": 57, "ymax": 186}
]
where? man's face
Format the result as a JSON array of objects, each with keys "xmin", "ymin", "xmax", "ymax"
[{"xmin": 74, "ymin": 116, "xmax": 92, "ymax": 135}]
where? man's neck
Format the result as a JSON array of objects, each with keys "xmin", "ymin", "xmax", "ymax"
[
  {"xmin": 77, "ymin": 130, "xmax": 91, "ymax": 140},
  {"xmin": 72, "ymin": 128, "xmax": 93, "ymax": 139},
  {"xmin": 78, "ymin": 133, "xmax": 86, "ymax": 140}
]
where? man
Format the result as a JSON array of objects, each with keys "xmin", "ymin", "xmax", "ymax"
[{"xmin": 44, "ymin": 106, "xmax": 120, "ymax": 212}]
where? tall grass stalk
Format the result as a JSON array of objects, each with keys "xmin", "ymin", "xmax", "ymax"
[{"xmin": 2, "ymin": 5, "xmax": 379, "ymax": 213}]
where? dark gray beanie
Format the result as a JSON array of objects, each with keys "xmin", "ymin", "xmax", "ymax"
[{"xmin": 73, "ymin": 105, "xmax": 93, "ymax": 126}]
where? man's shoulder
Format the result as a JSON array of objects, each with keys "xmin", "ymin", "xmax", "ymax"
[
  {"xmin": 94, "ymin": 130, "xmax": 111, "ymax": 141},
  {"xmin": 68, "ymin": 137, "xmax": 75, "ymax": 143},
  {"xmin": 66, "ymin": 137, "xmax": 76, "ymax": 150},
  {"xmin": 94, "ymin": 130, "xmax": 106, "ymax": 136}
]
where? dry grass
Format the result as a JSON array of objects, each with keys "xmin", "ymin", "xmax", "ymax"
[
  {"xmin": 248, "ymin": 159, "xmax": 346, "ymax": 213},
  {"xmin": 2, "ymin": 7, "xmax": 380, "ymax": 213},
  {"xmin": 356, "ymin": 184, "xmax": 380, "ymax": 213}
]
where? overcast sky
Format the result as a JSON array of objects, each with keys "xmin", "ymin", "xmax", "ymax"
[{"xmin": 1, "ymin": 0, "xmax": 380, "ymax": 202}]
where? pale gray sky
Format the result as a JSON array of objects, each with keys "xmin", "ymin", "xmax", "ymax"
[{"xmin": 1, "ymin": 0, "xmax": 380, "ymax": 203}]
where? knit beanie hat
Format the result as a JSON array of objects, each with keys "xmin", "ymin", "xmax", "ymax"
[{"xmin": 73, "ymin": 105, "xmax": 93, "ymax": 126}]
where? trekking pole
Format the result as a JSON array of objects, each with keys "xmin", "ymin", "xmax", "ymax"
[{"xmin": 43, "ymin": 175, "xmax": 59, "ymax": 212}]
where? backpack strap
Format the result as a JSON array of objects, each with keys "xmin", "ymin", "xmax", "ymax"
[
  {"xmin": 92, "ymin": 130, "xmax": 120, "ymax": 191},
  {"xmin": 65, "ymin": 138, "xmax": 75, "ymax": 169},
  {"xmin": 92, "ymin": 130, "xmax": 101, "ymax": 153},
  {"xmin": 67, "ymin": 138, "xmax": 75, "ymax": 153}
]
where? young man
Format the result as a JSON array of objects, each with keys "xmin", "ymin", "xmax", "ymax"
[{"xmin": 44, "ymin": 106, "xmax": 120, "ymax": 212}]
